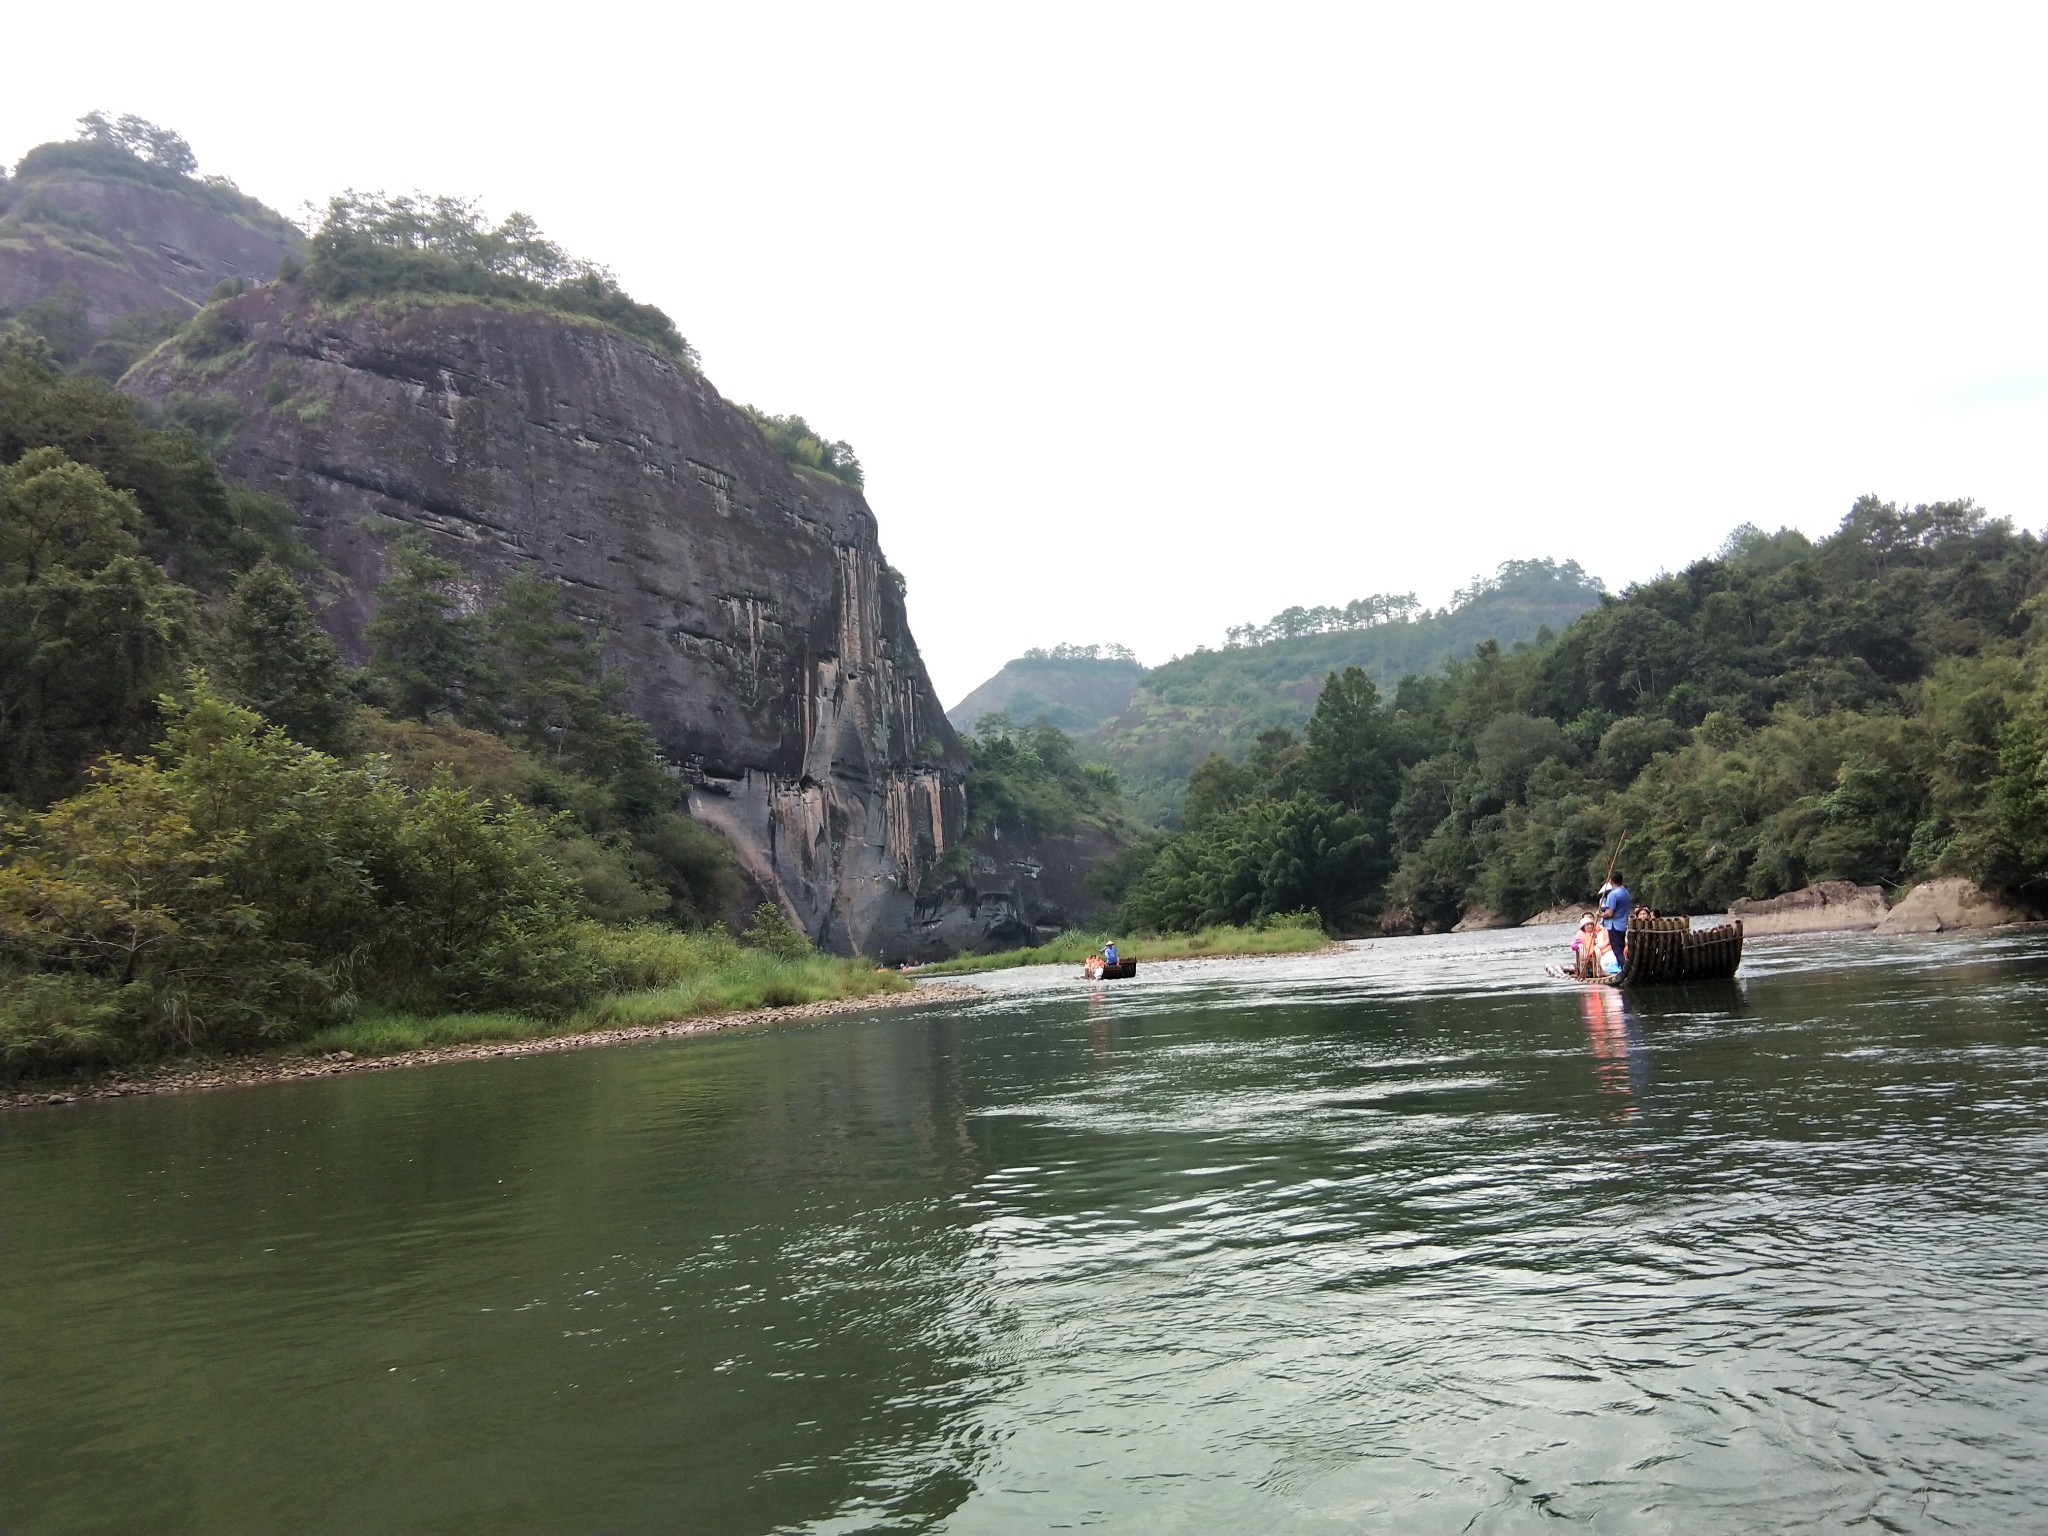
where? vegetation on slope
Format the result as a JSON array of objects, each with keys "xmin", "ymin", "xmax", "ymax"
[
  {"xmin": 297, "ymin": 191, "xmax": 696, "ymax": 362},
  {"xmin": 947, "ymin": 644, "xmax": 1145, "ymax": 736},
  {"xmin": 4, "ymin": 114, "xmax": 298, "ymax": 235},
  {"xmin": 1093, "ymin": 559, "xmax": 1607, "ymax": 824},
  {"xmin": 1108, "ymin": 505, "xmax": 2047, "ymax": 935},
  {"xmin": 739, "ymin": 405, "xmax": 864, "ymax": 488},
  {"xmin": 962, "ymin": 714, "xmax": 1131, "ymax": 842},
  {"xmin": 1, "ymin": 116, "xmax": 302, "ymax": 381}
]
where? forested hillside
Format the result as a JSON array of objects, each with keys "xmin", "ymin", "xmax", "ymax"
[
  {"xmin": 1108, "ymin": 506, "xmax": 2047, "ymax": 933},
  {"xmin": 1096, "ymin": 559, "xmax": 1606, "ymax": 823},
  {"xmin": 947, "ymin": 644, "xmax": 1146, "ymax": 735}
]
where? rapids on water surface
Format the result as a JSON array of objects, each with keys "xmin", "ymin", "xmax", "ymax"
[{"xmin": 5, "ymin": 926, "xmax": 2045, "ymax": 1533}]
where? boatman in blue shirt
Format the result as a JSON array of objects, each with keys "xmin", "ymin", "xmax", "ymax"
[
  {"xmin": 1599, "ymin": 879, "xmax": 1633, "ymax": 964},
  {"xmin": 1103, "ymin": 940, "xmax": 1119, "ymax": 965}
]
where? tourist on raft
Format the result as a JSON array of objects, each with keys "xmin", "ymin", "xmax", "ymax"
[{"xmin": 1574, "ymin": 915, "xmax": 1620, "ymax": 977}]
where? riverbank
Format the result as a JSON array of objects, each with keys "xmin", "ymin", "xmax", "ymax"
[
  {"xmin": 2, "ymin": 982, "xmax": 984, "ymax": 1109},
  {"xmin": 916, "ymin": 921, "xmax": 1335, "ymax": 976}
]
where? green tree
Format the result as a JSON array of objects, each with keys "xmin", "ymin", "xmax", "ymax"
[
  {"xmin": 1, "ymin": 447, "xmax": 195, "ymax": 803},
  {"xmin": 300, "ymin": 192, "xmax": 695, "ymax": 363},
  {"xmin": 1, "ymin": 337, "xmax": 294, "ymax": 584},
  {"xmin": 1181, "ymin": 752, "xmax": 1252, "ymax": 833},
  {"xmin": 738, "ymin": 406, "xmax": 863, "ymax": 488},
  {"xmin": 1, "ymin": 681, "xmax": 595, "ymax": 1072},
  {"xmin": 76, "ymin": 112, "xmax": 197, "ymax": 175},
  {"xmin": 216, "ymin": 559, "xmax": 355, "ymax": 752},
  {"xmin": 477, "ymin": 571, "xmax": 611, "ymax": 761},
  {"xmin": 1304, "ymin": 666, "xmax": 1401, "ymax": 821},
  {"xmin": 364, "ymin": 537, "xmax": 480, "ymax": 719},
  {"xmin": 741, "ymin": 902, "xmax": 812, "ymax": 959}
]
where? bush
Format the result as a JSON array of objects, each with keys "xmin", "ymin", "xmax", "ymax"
[
  {"xmin": 741, "ymin": 903, "xmax": 811, "ymax": 960},
  {"xmin": 738, "ymin": 406, "xmax": 862, "ymax": 488},
  {"xmin": 0, "ymin": 680, "xmax": 597, "ymax": 1074}
]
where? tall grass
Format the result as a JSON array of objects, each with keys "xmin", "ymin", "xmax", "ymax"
[
  {"xmin": 917, "ymin": 917, "xmax": 1331, "ymax": 976},
  {"xmin": 296, "ymin": 923, "xmax": 908, "ymax": 1058}
]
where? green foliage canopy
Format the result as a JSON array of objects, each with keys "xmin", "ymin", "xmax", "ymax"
[
  {"xmin": 300, "ymin": 192, "xmax": 696, "ymax": 363},
  {"xmin": 0, "ymin": 683, "xmax": 591, "ymax": 1072},
  {"xmin": 0, "ymin": 447, "xmax": 196, "ymax": 803},
  {"xmin": 0, "ymin": 337, "xmax": 295, "ymax": 584},
  {"xmin": 965, "ymin": 715, "xmax": 1127, "ymax": 841},
  {"xmin": 1110, "ymin": 505, "xmax": 2047, "ymax": 935},
  {"xmin": 739, "ymin": 405, "xmax": 863, "ymax": 488}
]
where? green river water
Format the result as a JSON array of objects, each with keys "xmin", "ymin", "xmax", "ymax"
[{"xmin": 4, "ymin": 926, "xmax": 2045, "ymax": 1533}]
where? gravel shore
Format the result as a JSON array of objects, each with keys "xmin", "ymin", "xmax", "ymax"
[{"xmin": 2, "ymin": 981, "xmax": 987, "ymax": 1110}]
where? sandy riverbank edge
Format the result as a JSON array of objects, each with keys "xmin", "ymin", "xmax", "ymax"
[{"xmin": 2, "ymin": 982, "xmax": 987, "ymax": 1110}]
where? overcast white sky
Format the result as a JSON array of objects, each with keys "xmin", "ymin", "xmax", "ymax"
[{"xmin": 7, "ymin": 2, "xmax": 2044, "ymax": 705}]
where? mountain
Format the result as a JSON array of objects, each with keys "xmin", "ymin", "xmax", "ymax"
[
  {"xmin": 1091, "ymin": 561, "xmax": 1607, "ymax": 823},
  {"xmin": 0, "ymin": 131, "xmax": 301, "ymax": 376},
  {"xmin": 947, "ymin": 646, "xmax": 1145, "ymax": 736},
  {"xmin": 116, "ymin": 278, "xmax": 970, "ymax": 956},
  {"xmin": 1, "ymin": 126, "xmax": 1000, "ymax": 958}
]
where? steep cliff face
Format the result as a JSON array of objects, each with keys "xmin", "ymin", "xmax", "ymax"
[
  {"xmin": 126, "ymin": 284, "xmax": 968, "ymax": 958},
  {"xmin": 916, "ymin": 825, "xmax": 1121, "ymax": 953},
  {"xmin": 0, "ymin": 165, "xmax": 301, "ymax": 330}
]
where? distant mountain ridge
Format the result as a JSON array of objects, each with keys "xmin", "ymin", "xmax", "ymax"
[
  {"xmin": 1099, "ymin": 559, "xmax": 1605, "ymax": 821},
  {"xmin": 947, "ymin": 645, "xmax": 1145, "ymax": 736},
  {"xmin": 944, "ymin": 561, "xmax": 1605, "ymax": 825}
]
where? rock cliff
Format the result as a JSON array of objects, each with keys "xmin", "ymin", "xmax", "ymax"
[
  {"xmin": 126, "ymin": 284, "xmax": 969, "ymax": 958},
  {"xmin": 914, "ymin": 824, "xmax": 1121, "ymax": 953},
  {"xmin": 1872, "ymin": 877, "xmax": 2039, "ymax": 935},
  {"xmin": 1729, "ymin": 881, "xmax": 1887, "ymax": 935},
  {"xmin": 0, "ymin": 159, "xmax": 300, "ymax": 331}
]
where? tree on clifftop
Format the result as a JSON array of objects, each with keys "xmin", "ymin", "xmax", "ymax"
[{"xmin": 75, "ymin": 111, "xmax": 196, "ymax": 175}]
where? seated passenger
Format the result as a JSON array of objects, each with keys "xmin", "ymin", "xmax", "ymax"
[
  {"xmin": 1572, "ymin": 916, "xmax": 1600, "ymax": 976},
  {"xmin": 1573, "ymin": 916, "xmax": 1620, "ymax": 977}
]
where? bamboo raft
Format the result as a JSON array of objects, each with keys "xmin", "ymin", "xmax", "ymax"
[
  {"xmin": 1560, "ymin": 914, "xmax": 1745, "ymax": 986},
  {"xmin": 1083, "ymin": 958, "xmax": 1139, "ymax": 980}
]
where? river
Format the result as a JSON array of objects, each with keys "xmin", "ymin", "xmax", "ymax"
[{"xmin": 5, "ymin": 926, "xmax": 2045, "ymax": 1533}]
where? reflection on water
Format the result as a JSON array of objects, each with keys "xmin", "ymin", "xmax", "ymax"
[
  {"xmin": 1579, "ymin": 986, "xmax": 1649, "ymax": 1116},
  {"xmin": 5, "ymin": 926, "xmax": 2046, "ymax": 1534}
]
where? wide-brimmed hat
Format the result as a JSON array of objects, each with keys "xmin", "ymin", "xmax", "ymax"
[{"xmin": 1579, "ymin": 915, "xmax": 1597, "ymax": 927}]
